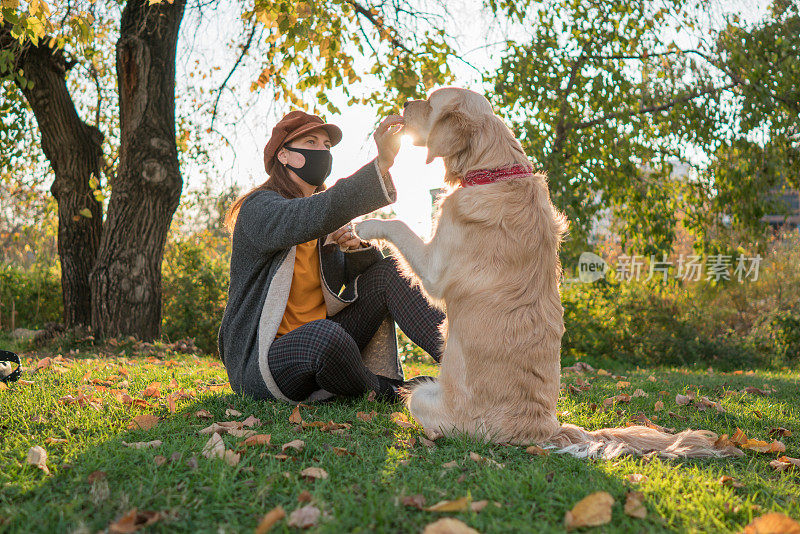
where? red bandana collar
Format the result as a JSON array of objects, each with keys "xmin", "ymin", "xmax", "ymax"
[{"xmin": 460, "ymin": 164, "xmax": 534, "ymax": 187}]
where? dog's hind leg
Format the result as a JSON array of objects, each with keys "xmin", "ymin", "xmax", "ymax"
[{"xmin": 406, "ymin": 380, "xmax": 456, "ymax": 436}]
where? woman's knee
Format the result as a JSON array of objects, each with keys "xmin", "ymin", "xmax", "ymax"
[{"xmin": 305, "ymin": 319, "xmax": 360, "ymax": 360}]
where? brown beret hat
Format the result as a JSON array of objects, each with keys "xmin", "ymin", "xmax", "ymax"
[{"xmin": 263, "ymin": 110, "xmax": 343, "ymax": 174}]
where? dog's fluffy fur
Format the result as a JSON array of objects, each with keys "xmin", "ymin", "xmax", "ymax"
[{"xmin": 355, "ymin": 88, "xmax": 742, "ymax": 458}]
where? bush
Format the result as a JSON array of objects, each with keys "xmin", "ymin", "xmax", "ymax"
[
  {"xmin": 161, "ymin": 234, "xmax": 229, "ymax": 355},
  {"xmin": 0, "ymin": 263, "xmax": 61, "ymax": 329}
]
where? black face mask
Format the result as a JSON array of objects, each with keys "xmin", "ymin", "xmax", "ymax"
[{"xmin": 283, "ymin": 145, "xmax": 332, "ymax": 187}]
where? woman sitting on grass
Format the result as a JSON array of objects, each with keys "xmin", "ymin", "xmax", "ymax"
[{"xmin": 219, "ymin": 111, "xmax": 443, "ymax": 404}]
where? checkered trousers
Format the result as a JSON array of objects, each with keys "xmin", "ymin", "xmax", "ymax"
[{"xmin": 268, "ymin": 255, "xmax": 445, "ymax": 402}]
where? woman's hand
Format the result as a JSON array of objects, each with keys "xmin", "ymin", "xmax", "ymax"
[
  {"xmin": 331, "ymin": 223, "xmax": 364, "ymax": 251},
  {"xmin": 374, "ymin": 114, "xmax": 405, "ymax": 176}
]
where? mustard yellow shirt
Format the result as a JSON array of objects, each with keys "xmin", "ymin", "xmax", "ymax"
[{"xmin": 276, "ymin": 239, "xmax": 327, "ymax": 337}]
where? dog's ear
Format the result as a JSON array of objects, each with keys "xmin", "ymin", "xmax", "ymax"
[{"xmin": 426, "ymin": 107, "xmax": 476, "ymax": 164}]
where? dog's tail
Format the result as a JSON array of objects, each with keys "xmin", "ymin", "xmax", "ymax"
[{"xmin": 547, "ymin": 423, "xmax": 743, "ymax": 459}]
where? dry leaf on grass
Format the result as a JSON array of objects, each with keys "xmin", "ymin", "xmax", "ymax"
[
  {"xmin": 26, "ymin": 446, "xmax": 49, "ymax": 475},
  {"xmin": 225, "ymin": 408, "xmax": 242, "ymax": 417},
  {"xmin": 202, "ymin": 432, "xmax": 226, "ymax": 459},
  {"xmin": 624, "ymin": 491, "xmax": 647, "ymax": 519},
  {"xmin": 626, "ymin": 473, "xmax": 647, "ymax": 484},
  {"xmin": 282, "ymin": 439, "xmax": 306, "ymax": 452},
  {"xmin": 564, "ymin": 491, "xmax": 614, "ymax": 531},
  {"xmin": 227, "ymin": 428, "xmax": 257, "ymax": 439},
  {"xmin": 525, "ymin": 445, "xmax": 550, "ymax": 456},
  {"xmin": 468, "ymin": 452, "xmax": 504, "ymax": 468},
  {"xmin": 108, "ymin": 508, "xmax": 161, "ymax": 533},
  {"xmin": 654, "ymin": 400, "xmax": 664, "ymax": 412},
  {"xmin": 423, "ymin": 518, "xmax": 480, "ymax": 534},
  {"xmin": 297, "ymin": 490, "xmax": 312, "ymax": 503},
  {"xmin": 287, "ymin": 505, "xmax": 320, "ymax": 529},
  {"xmin": 356, "ymin": 410, "xmax": 377, "ymax": 422},
  {"xmin": 425, "ymin": 496, "xmax": 471, "ymax": 512},
  {"xmin": 127, "ymin": 414, "xmax": 159, "ymax": 431},
  {"xmin": 769, "ymin": 427, "xmax": 792, "ymax": 438},
  {"xmin": 675, "ymin": 394, "xmax": 693, "ymax": 405},
  {"xmin": 87, "ymin": 470, "xmax": 107, "ymax": 483},
  {"xmin": 299, "ymin": 467, "xmax": 328, "ymax": 480},
  {"xmin": 401, "ymin": 494, "xmax": 426, "ymax": 509},
  {"xmin": 44, "ymin": 437, "xmax": 67, "ymax": 445},
  {"xmin": 153, "ymin": 455, "xmax": 167, "ymax": 467},
  {"xmin": 616, "ymin": 381, "xmax": 631, "ymax": 389},
  {"xmin": 420, "ymin": 437, "xmax": 436, "ymax": 447},
  {"xmin": 769, "ymin": 456, "xmax": 800, "ymax": 472},
  {"xmin": 717, "ymin": 475, "xmax": 744, "ymax": 488},
  {"xmin": 632, "ymin": 389, "xmax": 648, "ymax": 398},
  {"xmin": 122, "ymin": 440, "xmax": 162, "ymax": 449},
  {"xmin": 242, "ymin": 415, "xmax": 262, "ymax": 428},
  {"xmin": 742, "ymin": 512, "xmax": 800, "ymax": 534},
  {"xmin": 442, "ymin": 460, "xmax": 459, "ymax": 469},
  {"xmin": 289, "ymin": 405, "xmax": 303, "ymax": 424},
  {"xmin": 194, "ymin": 409, "xmax": 213, "ymax": 419},
  {"xmin": 242, "ymin": 434, "xmax": 272, "ymax": 447},
  {"xmin": 603, "ymin": 394, "xmax": 631, "ymax": 407},
  {"xmin": 254, "ymin": 506, "xmax": 285, "ymax": 534},
  {"xmin": 470, "ymin": 500, "xmax": 489, "ymax": 512},
  {"xmin": 390, "ymin": 412, "xmax": 416, "ymax": 429}
]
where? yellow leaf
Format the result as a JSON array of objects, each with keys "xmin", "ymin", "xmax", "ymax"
[
  {"xmin": 742, "ymin": 513, "xmax": 800, "ymax": 534},
  {"xmin": 79, "ymin": 208, "xmax": 92, "ymax": 218},
  {"xmin": 255, "ymin": 506, "xmax": 285, "ymax": 534},
  {"xmin": 425, "ymin": 496, "xmax": 470, "ymax": 512},
  {"xmin": 564, "ymin": 491, "xmax": 614, "ymax": 530},
  {"xmin": 423, "ymin": 518, "xmax": 480, "ymax": 534}
]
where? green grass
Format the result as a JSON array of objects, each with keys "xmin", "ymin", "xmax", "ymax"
[{"xmin": 1, "ymin": 338, "xmax": 798, "ymax": 533}]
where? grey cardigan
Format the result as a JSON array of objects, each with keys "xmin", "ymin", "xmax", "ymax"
[{"xmin": 218, "ymin": 159, "xmax": 403, "ymax": 403}]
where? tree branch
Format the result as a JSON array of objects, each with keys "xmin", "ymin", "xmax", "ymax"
[
  {"xmin": 568, "ymin": 82, "xmax": 738, "ymax": 132},
  {"xmin": 210, "ymin": 22, "xmax": 258, "ymax": 131},
  {"xmin": 344, "ymin": 0, "xmax": 412, "ymax": 53}
]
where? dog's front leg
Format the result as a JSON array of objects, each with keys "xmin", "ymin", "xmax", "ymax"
[{"xmin": 355, "ymin": 219, "xmax": 444, "ymax": 297}]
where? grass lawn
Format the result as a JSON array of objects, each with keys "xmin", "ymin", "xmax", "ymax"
[{"xmin": 1, "ymin": 335, "xmax": 798, "ymax": 533}]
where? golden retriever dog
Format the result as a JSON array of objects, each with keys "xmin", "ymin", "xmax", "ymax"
[{"xmin": 355, "ymin": 87, "xmax": 742, "ymax": 458}]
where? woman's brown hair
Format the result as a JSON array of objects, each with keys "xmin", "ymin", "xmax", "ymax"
[{"xmin": 224, "ymin": 151, "xmax": 326, "ymax": 233}]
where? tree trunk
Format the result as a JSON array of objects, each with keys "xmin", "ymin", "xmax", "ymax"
[
  {"xmin": 1, "ymin": 24, "xmax": 104, "ymax": 328},
  {"xmin": 89, "ymin": 0, "xmax": 186, "ymax": 340}
]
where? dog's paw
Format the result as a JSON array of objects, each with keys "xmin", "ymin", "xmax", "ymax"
[{"xmin": 354, "ymin": 219, "xmax": 385, "ymax": 241}]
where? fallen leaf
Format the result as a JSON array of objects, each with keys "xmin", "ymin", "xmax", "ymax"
[
  {"xmin": 731, "ymin": 428, "xmax": 748, "ymax": 445},
  {"xmin": 468, "ymin": 452, "xmax": 504, "ymax": 468},
  {"xmin": 140, "ymin": 382, "xmax": 161, "ymax": 398},
  {"xmin": 420, "ymin": 437, "xmax": 436, "ymax": 447},
  {"xmin": 564, "ymin": 491, "xmax": 614, "ymax": 531},
  {"xmin": 289, "ymin": 405, "xmax": 303, "ymax": 424},
  {"xmin": 717, "ymin": 475, "xmax": 744, "ymax": 488},
  {"xmin": 647, "ymin": 375, "xmax": 656, "ymax": 382},
  {"xmin": 242, "ymin": 434, "xmax": 272, "ymax": 447},
  {"xmin": 127, "ymin": 414, "xmax": 159, "ymax": 431},
  {"xmin": 121, "ymin": 440, "xmax": 162, "ymax": 449},
  {"xmin": 108, "ymin": 508, "xmax": 161, "ymax": 533},
  {"xmin": 769, "ymin": 456, "xmax": 800, "ymax": 472},
  {"xmin": 525, "ymin": 445, "xmax": 549, "ymax": 456},
  {"xmin": 223, "ymin": 450, "xmax": 241, "ymax": 466},
  {"xmin": 626, "ymin": 473, "xmax": 647, "ymax": 484},
  {"xmin": 425, "ymin": 496, "xmax": 471, "ymax": 512},
  {"xmin": 597, "ymin": 369, "xmax": 610, "ymax": 376},
  {"xmin": 742, "ymin": 386, "xmax": 770, "ymax": 396},
  {"xmin": 422, "ymin": 518, "xmax": 480, "ymax": 534},
  {"xmin": 153, "ymin": 455, "xmax": 167, "ymax": 466},
  {"xmin": 769, "ymin": 427, "xmax": 792, "ymax": 438},
  {"xmin": 299, "ymin": 467, "xmax": 328, "ymax": 480},
  {"xmin": 391, "ymin": 412, "xmax": 416, "ymax": 429},
  {"xmin": 742, "ymin": 513, "xmax": 800, "ymax": 534},
  {"xmin": 470, "ymin": 500, "xmax": 489, "ymax": 512},
  {"xmin": 356, "ymin": 410, "xmax": 377, "ymax": 422},
  {"xmin": 242, "ymin": 415, "xmax": 262, "ymax": 428},
  {"xmin": 44, "ymin": 437, "xmax": 67, "ymax": 445},
  {"xmin": 225, "ymin": 408, "xmax": 242, "ymax": 417},
  {"xmin": 616, "ymin": 381, "xmax": 631, "ymax": 389},
  {"xmin": 195, "ymin": 409, "xmax": 213, "ymax": 419},
  {"xmin": 35, "ymin": 357, "xmax": 51, "ymax": 372},
  {"xmin": 632, "ymin": 389, "xmax": 647, "ymax": 398},
  {"xmin": 87, "ymin": 470, "xmax": 107, "ymax": 483},
  {"xmin": 675, "ymin": 394, "xmax": 692, "ymax": 405},
  {"xmin": 603, "ymin": 394, "xmax": 631, "ymax": 406},
  {"xmin": 654, "ymin": 400, "xmax": 664, "ymax": 411},
  {"xmin": 26, "ymin": 446, "xmax": 49, "ymax": 475},
  {"xmin": 442, "ymin": 460, "xmax": 459, "ymax": 469},
  {"xmin": 297, "ymin": 490, "xmax": 312, "ymax": 503},
  {"xmin": 228, "ymin": 428, "xmax": 257, "ymax": 438},
  {"xmin": 624, "ymin": 491, "xmax": 647, "ymax": 519},
  {"xmin": 282, "ymin": 439, "xmax": 305, "ymax": 452},
  {"xmin": 287, "ymin": 505, "xmax": 320, "ymax": 529},
  {"xmin": 562, "ymin": 362, "xmax": 595, "ymax": 374},
  {"xmin": 202, "ymin": 432, "xmax": 226, "ymax": 459},
  {"xmin": 401, "ymin": 494, "xmax": 426, "ymax": 509}
]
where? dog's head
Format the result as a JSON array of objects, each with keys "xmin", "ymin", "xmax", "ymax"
[{"xmin": 403, "ymin": 87, "xmax": 527, "ymax": 184}]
